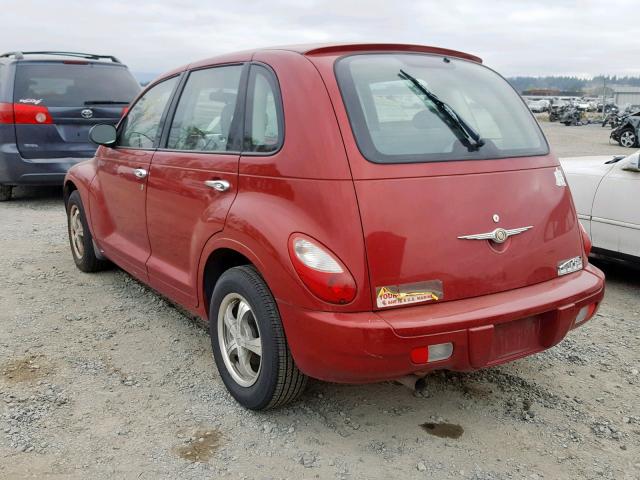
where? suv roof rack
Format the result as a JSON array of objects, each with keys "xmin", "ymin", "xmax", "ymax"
[{"xmin": 0, "ymin": 51, "xmax": 121, "ymax": 63}]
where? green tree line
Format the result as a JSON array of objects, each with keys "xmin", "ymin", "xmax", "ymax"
[{"xmin": 507, "ymin": 75, "xmax": 640, "ymax": 94}]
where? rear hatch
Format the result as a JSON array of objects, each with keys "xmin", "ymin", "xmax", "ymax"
[
  {"xmin": 353, "ymin": 166, "xmax": 582, "ymax": 306},
  {"xmin": 332, "ymin": 52, "xmax": 584, "ymax": 308},
  {"xmin": 13, "ymin": 61, "xmax": 140, "ymax": 159}
]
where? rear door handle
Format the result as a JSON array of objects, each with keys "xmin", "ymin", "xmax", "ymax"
[
  {"xmin": 133, "ymin": 168, "xmax": 148, "ymax": 179},
  {"xmin": 204, "ymin": 179, "xmax": 231, "ymax": 192}
]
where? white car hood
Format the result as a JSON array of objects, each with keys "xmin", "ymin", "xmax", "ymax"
[{"xmin": 559, "ymin": 155, "xmax": 618, "ymax": 177}]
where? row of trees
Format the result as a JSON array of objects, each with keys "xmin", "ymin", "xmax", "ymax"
[{"xmin": 507, "ymin": 75, "xmax": 640, "ymax": 94}]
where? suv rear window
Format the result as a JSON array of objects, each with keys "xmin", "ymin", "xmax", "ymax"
[
  {"xmin": 335, "ymin": 53, "xmax": 548, "ymax": 163},
  {"xmin": 13, "ymin": 63, "xmax": 140, "ymax": 107}
]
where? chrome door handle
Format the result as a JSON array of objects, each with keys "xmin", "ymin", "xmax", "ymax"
[
  {"xmin": 204, "ymin": 179, "xmax": 231, "ymax": 192},
  {"xmin": 133, "ymin": 168, "xmax": 148, "ymax": 179}
]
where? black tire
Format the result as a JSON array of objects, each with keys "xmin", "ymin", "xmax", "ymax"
[
  {"xmin": 0, "ymin": 185, "xmax": 12, "ymax": 202},
  {"xmin": 618, "ymin": 128, "xmax": 638, "ymax": 148},
  {"xmin": 66, "ymin": 190, "xmax": 109, "ymax": 272},
  {"xmin": 209, "ymin": 265, "xmax": 307, "ymax": 410}
]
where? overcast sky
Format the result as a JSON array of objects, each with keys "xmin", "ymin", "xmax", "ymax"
[{"xmin": 1, "ymin": 0, "xmax": 639, "ymax": 79}]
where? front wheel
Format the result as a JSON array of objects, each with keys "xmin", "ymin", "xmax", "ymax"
[
  {"xmin": 209, "ymin": 265, "xmax": 307, "ymax": 410},
  {"xmin": 619, "ymin": 128, "xmax": 638, "ymax": 148}
]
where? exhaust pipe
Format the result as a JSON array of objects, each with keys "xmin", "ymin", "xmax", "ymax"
[{"xmin": 396, "ymin": 374, "xmax": 426, "ymax": 391}]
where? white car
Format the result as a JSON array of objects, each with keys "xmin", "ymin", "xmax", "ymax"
[{"xmin": 560, "ymin": 151, "xmax": 640, "ymax": 262}]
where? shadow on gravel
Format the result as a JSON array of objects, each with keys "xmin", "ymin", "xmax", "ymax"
[
  {"xmin": 590, "ymin": 257, "xmax": 640, "ymax": 288},
  {"xmin": 8, "ymin": 185, "xmax": 63, "ymax": 202}
]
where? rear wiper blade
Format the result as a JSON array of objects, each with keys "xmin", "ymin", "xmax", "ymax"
[
  {"xmin": 84, "ymin": 100, "xmax": 129, "ymax": 105},
  {"xmin": 398, "ymin": 69, "xmax": 485, "ymax": 151}
]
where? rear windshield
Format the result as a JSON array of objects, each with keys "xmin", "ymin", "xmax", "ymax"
[
  {"xmin": 335, "ymin": 53, "xmax": 548, "ymax": 163},
  {"xmin": 13, "ymin": 63, "xmax": 140, "ymax": 107}
]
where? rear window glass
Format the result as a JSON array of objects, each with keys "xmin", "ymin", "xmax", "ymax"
[
  {"xmin": 13, "ymin": 63, "xmax": 140, "ymax": 107},
  {"xmin": 244, "ymin": 65, "xmax": 283, "ymax": 153},
  {"xmin": 335, "ymin": 54, "xmax": 548, "ymax": 163}
]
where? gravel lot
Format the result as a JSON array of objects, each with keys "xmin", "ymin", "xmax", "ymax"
[{"xmin": 1, "ymin": 124, "xmax": 638, "ymax": 479}]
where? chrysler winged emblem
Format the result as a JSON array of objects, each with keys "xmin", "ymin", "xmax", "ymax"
[{"xmin": 457, "ymin": 226, "xmax": 533, "ymax": 244}]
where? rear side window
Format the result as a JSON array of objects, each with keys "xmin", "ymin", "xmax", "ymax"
[
  {"xmin": 244, "ymin": 65, "xmax": 283, "ymax": 153},
  {"xmin": 13, "ymin": 63, "xmax": 140, "ymax": 107},
  {"xmin": 167, "ymin": 65, "xmax": 243, "ymax": 152},
  {"xmin": 335, "ymin": 53, "xmax": 548, "ymax": 163},
  {"xmin": 118, "ymin": 76, "xmax": 178, "ymax": 149}
]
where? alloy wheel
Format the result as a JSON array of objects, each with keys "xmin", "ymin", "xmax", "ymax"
[
  {"xmin": 217, "ymin": 293, "xmax": 262, "ymax": 387},
  {"xmin": 69, "ymin": 205, "xmax": 84, "ymax": 259},
  {"xmin": 620, "ymin": 130, "xmax": 637, "ymax": 147}
]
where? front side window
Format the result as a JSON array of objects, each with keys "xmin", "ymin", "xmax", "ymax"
[
  {"xmin": 167, "ymin": 65, "xmax": 243, "ymax": 152},
  {"xmin": 118, "ymin": 76, "xmax": 178, "ymax": 149},
  {"xmin": 244, "ymin": 65, "xmax": 283, "ymax": 153},
  {"xmin": 336, "ymin": 53, "xmax": 548, "ymax": 163}
]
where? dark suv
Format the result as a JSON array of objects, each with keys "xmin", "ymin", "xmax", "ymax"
[{"xmin": 0, "ymin": 51, "xmax": 140, "ymax": 200}]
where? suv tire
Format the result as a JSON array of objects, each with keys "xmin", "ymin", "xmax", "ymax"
[
  {"xmin": 209, "ymin": 265, "xmax": 307, "ymax": 410},
  {"xmin": 66, "ymin": 191, "xmax": 109, "ymax": 272},
  {"xmin": 0, "ymin": 185, "xmax": 12, "ymax": 202}
]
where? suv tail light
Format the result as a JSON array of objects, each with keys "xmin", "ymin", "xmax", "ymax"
[
  {"xmin": 288, "ymin": 234, "xmax": 357, "ymax": 304},
  {"xmin": 0, "ymin": 103, "xmax": 53, "ymax": 124},
  {"xmin": 579, "ymin": 222, "xmax": 592, "ymax": 256},
  {"xmin": 0, "ymin": 103, "xmax": 14, "ymax": 124},
  {"xmin": 13, "ymin": 103, "xmax": 53, "ymax": 124}
]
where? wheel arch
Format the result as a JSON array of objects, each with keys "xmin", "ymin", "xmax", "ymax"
[
  {"xmin": 198, "ymin": 238, "xmax": 269, "ymax": 318},
  {"xmin": 63, "ymin": 179, "xmax": 78, "ymax": 207}
]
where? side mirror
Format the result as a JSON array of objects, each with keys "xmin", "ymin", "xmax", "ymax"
[
  {"xmin": 621, "ymin": 154, "xmax": 640, "ymax": 172},
  {"xmin": 89, "ymin": 124, "xmax": 117, "ymax": 147}
]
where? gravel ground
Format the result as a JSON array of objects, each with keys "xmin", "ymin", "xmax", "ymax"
[
  {"xmin": 539, "ymin": 121, "xmax": 632, "ymax": 158},
  {"xmin": 1, "ymin": 126, "xmax": 639, "ymax": 479}
]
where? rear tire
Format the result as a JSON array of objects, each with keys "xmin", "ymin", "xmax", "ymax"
[
  {"xmin": 66, "ymin": 190, "xmax": 109, "ymax": 272},
  {"xmin": 0, "ymin": 185, "xmax": 12, "ymax": 202},
  {"xmin": 209, "ymin": 265, "xmax": 307, "ymax": 410},
  {"xmin": 619, "ymin": 128, "xmax": 638, "ymax": 148}
]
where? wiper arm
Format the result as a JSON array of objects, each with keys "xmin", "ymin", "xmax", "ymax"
[
  {"xmin": 398, "ymin": 69, "xmax": 485, "ymax": 151},
  {"xmin": 84, "ymin": 100, "xmax": 129, "ymax": 105}
]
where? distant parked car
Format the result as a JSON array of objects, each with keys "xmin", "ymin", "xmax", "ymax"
[
  {"xmin": 0, "ymin": 51, "xmax": 141, "ymax": 200},
  {"xmin": 527, "ymin": 100, "xmax": 548, "ymax": 113},
  {"xmin": 561, "ymin": 152, "xmax": 640, "ymax": 262},
  {"xmin": 64, "ymin": 43, "xmax": 603, "ymax": 410}
]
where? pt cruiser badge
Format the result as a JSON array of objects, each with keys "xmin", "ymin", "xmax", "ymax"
[{"xmin": 458, "ymin": 225, "xmax": 533, "ymax": 243}]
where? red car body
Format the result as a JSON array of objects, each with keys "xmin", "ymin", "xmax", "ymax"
[{"xmin": 64, "ymin": 44, "xmax": 604, "ymax": 384}]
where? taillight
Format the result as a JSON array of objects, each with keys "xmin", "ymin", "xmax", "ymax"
[
  {"xmin": 579, "ymin": 222, "xmax": 592, "ymax": 256},
  {"xmin": 0, "ymin": 103, "xmax": 14, "ymax": 124},
  {"xmin": 13, "ymin": 103, "xmax": 53, "ymax": 124},
  {"xmin": 288, "ymin": 234, "xmax": 357, "ymax": 304},
  {"xmin": 121, "ymin": 106, "xmax": 129, "ymax": 117}
]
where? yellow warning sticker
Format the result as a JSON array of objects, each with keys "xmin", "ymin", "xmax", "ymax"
[{"xmin": 376, "ymin": 281, "xmax": 443, "ymax": 308}]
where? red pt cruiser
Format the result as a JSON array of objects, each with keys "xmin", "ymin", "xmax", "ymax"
[{"xmin": 64, "ymin": 44, "xmax": 605, "ymax": 410}]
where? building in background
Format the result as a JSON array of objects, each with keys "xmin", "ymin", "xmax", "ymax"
[{"xmin": 611, "ymin": 86, "xmax": 640, "ymax": 108}]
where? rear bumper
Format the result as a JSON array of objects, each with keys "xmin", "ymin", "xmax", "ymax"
[
  {"xmin": 0, "ymin": 148, "xmax": 89, "ymax": 185},
  {"xmin": 278, "ymin": 264, "xmax": 605, "ymax": 383}
]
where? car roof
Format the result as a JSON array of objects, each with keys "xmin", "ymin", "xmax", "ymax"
[
  {"xmin": 152, "ymin": 43, "xmax": 483, "ymax": 87},
  {"xmin": 203, "ymin": 42, "xmax": 481, "ymax": 63}
]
